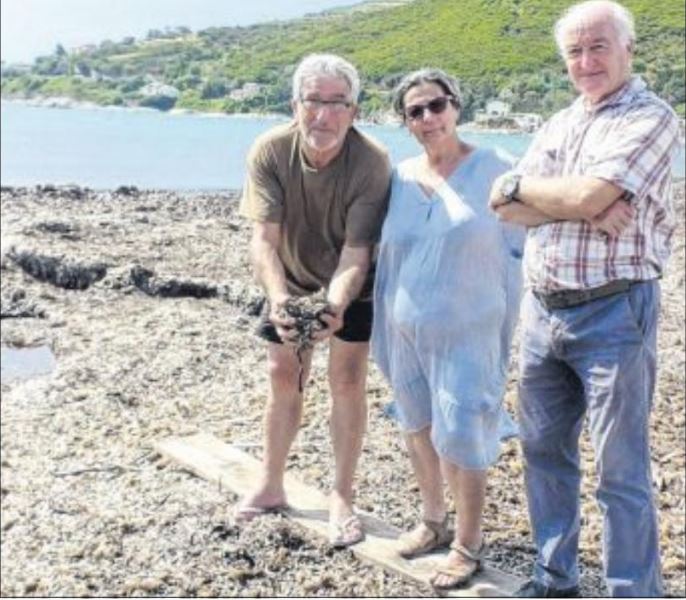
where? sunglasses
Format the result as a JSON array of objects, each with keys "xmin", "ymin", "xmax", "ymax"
[{"xmin": 404, "ymin": 96, "xmax": 456, "ymax": 121}]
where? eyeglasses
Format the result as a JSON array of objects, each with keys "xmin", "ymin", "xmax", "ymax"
[
  {"xmin": 404, "ymin": 96, "xmax": 456, "ymax": 121},
  {"xmin": 300, "ymin": 97, "xmax": 353, "ymax": 113}
]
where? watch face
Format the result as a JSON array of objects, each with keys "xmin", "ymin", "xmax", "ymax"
[{"xmin": 501, "ymin": 175, "xmax": 516, "ymax": 198}]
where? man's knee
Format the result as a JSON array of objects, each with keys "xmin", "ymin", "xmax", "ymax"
[
  {"xmin": 267, "ymin": 349, "xmax": 308, "ymax": 391},
  {"xmin": 520, "ymin": 432, "xmax": 556, "ymax": 464},
  {"xmin": 520, "ymin": 422, "xmax": 583, "ymax": 477},
  {"xmin": 329, "ymin": 352, "xmax": 367, "ymax": 395},
  {"xmin": 517, "ymin": 393, "xmax": 552, "ymax": 454}
]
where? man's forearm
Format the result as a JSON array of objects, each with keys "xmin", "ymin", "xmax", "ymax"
[
  {"xmin": 327, "ymin": 265, "xmax": 366, "ymax": 313},
  {"xmin": 327, "ymin": 246, "xmax": 371, "ymax": 313},
  {"xmin": 494, "ymin": 202, "xmax": 556, "ymax": 227},
  {"xmin": 518, "ymin": 175, "xmax": 624, "ymax": 221},
  {"xmin": 251, "ymin": 238, "xmax": 290, "ymax": 303}
]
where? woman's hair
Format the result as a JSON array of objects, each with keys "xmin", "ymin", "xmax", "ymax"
[
  {"xmin": 291, "ymin": 54, "xmax": 360, "ymax": 103},
  {"xmin": 392, "ymin": 68, "xmax": 462, "ymax": 117}
]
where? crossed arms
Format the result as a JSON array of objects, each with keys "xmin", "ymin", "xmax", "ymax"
[{"xmin": 489, "ymin": 174, "xmax": 634, "ymax": 236}]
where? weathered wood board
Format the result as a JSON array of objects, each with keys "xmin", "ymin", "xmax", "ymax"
[{"xmin": 155, "ymin": 432, "xmax": 523, "ymax": 597}]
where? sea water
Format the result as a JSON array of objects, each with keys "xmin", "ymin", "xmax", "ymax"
[
  {"xmin": 1, "ymin": 345, "xmax": 56, "ymax": 381},
  {"xmin": 1, "ymin": 101, "xmax": 683, "ymax": 189}
]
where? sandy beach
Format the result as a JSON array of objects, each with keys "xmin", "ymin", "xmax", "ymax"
[{"xmin": 1, "ymin": 183, "xmax": 684, "ymax": 597}]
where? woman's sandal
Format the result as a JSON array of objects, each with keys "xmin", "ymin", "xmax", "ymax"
[
  {"xmin": 429, "ymin": 541, "xmax": 485, "ymax": 589},
  {"xmin": 397, "ymin": 516, "xmax": 453, "ymax": 559}
]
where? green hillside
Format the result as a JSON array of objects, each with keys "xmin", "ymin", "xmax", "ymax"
[{"xmin": 2, "ymin": 0, "xmax": 684, "ymax": 118}]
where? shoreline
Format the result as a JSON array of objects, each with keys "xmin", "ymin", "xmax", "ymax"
[
  {"xmin": 5, "ymin": 95, "xmax": 686, "ymax": 142},
  {"xmin": 1, "ymin": 184, "xmax": 684, "ymax": 597},
  {"xmin": 2, "ymin": 176, "xmax": 684, "ymax": 195},
  {"xmin": 0, "ymin": 95, "xmax": 525, "ymax": 133},
  {"xmin": 5, "ymin": 95, "xmax": 686, "ymax": 140},
  {"xmin": 0, "ymin": 95, "xmax": 291, "ymax": 122}
]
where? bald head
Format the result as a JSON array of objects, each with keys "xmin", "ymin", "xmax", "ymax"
[{"xmin": 554, "ymin": 0, "xmax": 635, "ymax": 55}]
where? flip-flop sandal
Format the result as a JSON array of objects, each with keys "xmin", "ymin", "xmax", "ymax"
[
  {"xmin": 429, "ymin": 541, "xmax": 485, "ymax": 589},
  {"xmin": 397, "ymin": 516, "xmax": 453, "ymax": 559},
  {"xmin": 233, "ymin": 503, "xmax": 288, "ymax": 523},
  {"xmin": 329, "ymin": 514, "xmax": 365, "ymax": 548}
]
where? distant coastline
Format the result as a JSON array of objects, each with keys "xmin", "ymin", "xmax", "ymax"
[
  {"xmin": 6, "ymin": 94, "xmax": 684, "ymax": 140},
  {"xmin": 1, "ymin": 94, "xmax": 402, "ymax": 129},
  {"xmin": 0, "ymin": 95, "xmax": 290, "ymax": 122},
  {"xmin": 0, "ymin": 95, "xmax": 536, "ymax": 133}
]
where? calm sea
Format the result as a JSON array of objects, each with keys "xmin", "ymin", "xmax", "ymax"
[{"xmin": 1, "ymin": 100, "xmax": 684, "ymax": 189}]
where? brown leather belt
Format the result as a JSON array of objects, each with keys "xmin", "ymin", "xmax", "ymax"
[{"xmin": 533, "ymin": 279, "xmax": 633, "ymax": 310}]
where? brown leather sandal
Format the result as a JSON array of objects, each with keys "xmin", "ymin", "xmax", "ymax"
[
  {"xmin": 397, "ymin": 516, "xmax": 453, "ymax": 559},
  {"xmin": 429, "ymin": 541, "xmax": 485, "ymax": 589}
]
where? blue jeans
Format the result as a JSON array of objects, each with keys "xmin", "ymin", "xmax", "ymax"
[{"xmin": 518, "ymin": 281, "xmax": 663, "ymax": 597}]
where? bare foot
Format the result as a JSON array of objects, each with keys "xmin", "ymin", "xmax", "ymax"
[
  {"xmin": 234, "ymin": 487, "xmax": 288, "ymax": 522},
  {"xmin": 329, "ymin": 490, "xmax": 354, "ymax": 522}
]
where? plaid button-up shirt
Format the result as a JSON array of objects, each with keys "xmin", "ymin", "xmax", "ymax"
[{"xmin": 516, "ymin": 76, "xmax": 680, "ymax": 292}]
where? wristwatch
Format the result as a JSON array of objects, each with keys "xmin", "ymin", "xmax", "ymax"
[{"xmin": 500, "ymin": 172, "xmax": 522, "ymax": 202}]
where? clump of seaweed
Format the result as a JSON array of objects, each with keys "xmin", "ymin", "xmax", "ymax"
[
  {"xmin": 276, "ymin": 294, "xmax": 332, "ymax": 391},
  {"xmin": 276, "ymin": 295, "xmax": 331, "ymax": 349}
]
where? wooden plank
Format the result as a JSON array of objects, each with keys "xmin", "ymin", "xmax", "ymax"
[{"xmin": 155, "ymin": 432, "xmax": 523, "ymax": 597}]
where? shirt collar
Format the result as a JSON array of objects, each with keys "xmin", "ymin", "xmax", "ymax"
[{"xmin": 573, "ymin": 75, "xmax": 646, "ymax": 116}]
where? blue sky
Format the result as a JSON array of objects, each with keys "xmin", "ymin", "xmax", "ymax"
[{"xmin": 1, "ymin": 0, "xmax": 358, "ymax": 64}]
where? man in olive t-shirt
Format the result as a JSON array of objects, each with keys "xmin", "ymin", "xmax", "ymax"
[{"xmin": 236, "ymin": 54, "xmax": 391, "ymax": 548}]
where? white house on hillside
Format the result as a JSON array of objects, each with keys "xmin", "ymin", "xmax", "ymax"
[
  {"xmin": 474, "ymin": 100, "xmax": 512, "ymax": 123},
  {"xmin": 512, "ymin": 113, "xmax": 543, "ymax": 131},
  {"xmin": 485, "ymin": 100, "xmax": 511, "ymax": 117},
  {"xmin": 140, "ymin": 81, "xmax": 179, "ymax": 98},
  {"xmin": 229, "ymin": 82, "xmax": 263, "ymax": 101},
  {"xmin": 473, "ymin": 98, "xmax": 542, "ymax": 132}
]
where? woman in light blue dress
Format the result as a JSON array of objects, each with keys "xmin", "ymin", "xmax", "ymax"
[{"xmin": 371, "ymin": 69, "xmax": 524, "ymax": 589}]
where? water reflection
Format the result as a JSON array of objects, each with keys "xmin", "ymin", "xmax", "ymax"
[{"xmin": 1, "ymin": 345, "xmax": 56, "ymax": 382}]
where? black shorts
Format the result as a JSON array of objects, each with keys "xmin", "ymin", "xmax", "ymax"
[{"xmin": 256, "ymin": 298, "xmax": 373, "ymax": 344}]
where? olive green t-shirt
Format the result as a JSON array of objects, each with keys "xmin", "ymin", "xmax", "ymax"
[{"xmin": 239, "ymin": 121, "xmax": 391, "ymax": 298}]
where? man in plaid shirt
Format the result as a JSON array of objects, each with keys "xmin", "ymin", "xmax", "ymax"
[{"xmin": 489, "ymin": 1, "xmax": 680, "ymax": 597}]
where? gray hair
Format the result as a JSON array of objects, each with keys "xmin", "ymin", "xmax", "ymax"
[
  {"xmin": 392, "ymin": 68, "xmax": 462, "ymax": 118},
  {"xmin": 554, "ymin": 0, "xmax": 635, "ymax": 54},
  {"xmin": 291, "ymin": 54, "xmax": 361, "ymax": 103}
]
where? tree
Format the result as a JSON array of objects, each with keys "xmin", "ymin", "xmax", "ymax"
[
  {"xmin": 75, "ymin": 61, "xmax": 92, "ymax": 78},
  {"xmin": 119, "ymin": 76, "xmax": 145, "ymax": 93},
  {"xmin": 201, "ymin": 78, "xmax": 227, "ymax": 99},
  {"xmin": 139, "ymin": 94, "xmax": 177, "ymax": 110}
]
